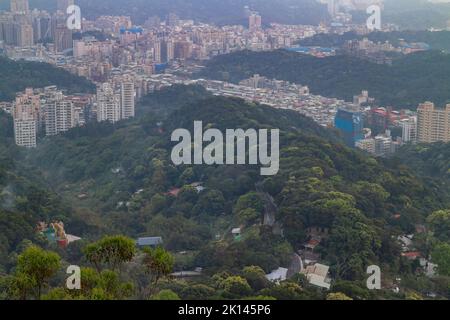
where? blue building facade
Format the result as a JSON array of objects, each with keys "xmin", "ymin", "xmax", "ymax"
[{"xmin": 334, "ymin": 109, "xmax": 364, "ymax": 147}]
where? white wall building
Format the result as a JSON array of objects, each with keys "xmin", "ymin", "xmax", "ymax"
[
  {"xmin": 14, "ymin": 114, "xmax": 37, "ymax": 148},
  {"xmin": 120, "ymin": 79, "xmax": 135, "ymax": 120},
  {"xmin": 97, "ymin": 83, "xmax": 121, "ymax": 123}
]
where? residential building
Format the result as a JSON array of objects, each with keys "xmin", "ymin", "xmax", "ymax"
[
  {"xmin": 356, "ymin": 138, "xmax": 376, "ymax": 154},
  {"xmin": 45, "ymin": 96, "xmax": 74, "ymax": 136},
  {"xmin": 249, "ymin": 12, "xmax": 262, "ymax": 31},
  {"xmin": 97, "ymin": 83, "xmax": 121, "ymax": 123},
  {"xmin": 400, "ymin": 117, "xmax": 417, "ymax": 144},
  {"xmin": 120, "ymin": 77, "xmax": 135, "ymax": 120},
  {"xmin": 14, "ymin": 112, "xmax": 36, "ymax": 148},
  {"xmin": 302, "ymin": 263, "xmax": 331, "ymax": 290},
  {"xmin": 10, "ymin": 0, "xmax": 29, "ymax": 15},
  {"xmin": 334, "ymin": 108, "xmax": 364, "ymax": 147},
  {"xmin": 417, "ymin": 102, "xmax": 450, "ymax": 143}
]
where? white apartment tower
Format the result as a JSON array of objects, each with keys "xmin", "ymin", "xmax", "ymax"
[
  {"xmin": 97, "ymin": 83, "xmax": 121, "ymax": 123},
  {"xmin": 13, "ymin": 88, "xmax": 39, "ymax": 147},
  {"xmin": 45, "ymin": 93, "xmax": 74, "ymax": 136},
  {"xmin": 400, "ymin": 117, "xmax": 417, "ymax": 144},
  {"xmin": 14, "ymin": 113, "xmax": 37, "ymax": 148},
  {"xmin": 120, "ymin": 78, "xmax": 135, "ymax": 120}
]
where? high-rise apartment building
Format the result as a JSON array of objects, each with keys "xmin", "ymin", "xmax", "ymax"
[
  {"xmin": 13, "ymin": 87, "xmax": 38, "ymax": 148},
  {"xmin": 45, "ymin": 100, "xmax": 74, "ymax": 136},
  {"xmin": 14, "ymin": 115, "xmax": 37, "ymax": 148},
  {"xmin": 45, "ymin": 92, "xmax": 74, "ymax": 136},
  {"xmin": 10, "ymin": 0, "xmax": 29, "ymax": 15},
  {"xmin": 153, "ymin": 40, "xmax": 162, "ymax": 63},
  {"xmin": 120, "ymin": 78, "xmax": 135, "ymax": 120},
  {"xmin": 53, "ymin": 12, "xmax": 73, "ymax": 52},
  {"xmin": 249, "ymin": 12, "xmax": 262, "ymax": 31},
  {"xmin": 417, "ymin": 102, "xmax": 450, "ymax": 143},
  {"xmin": 160, "ymin": 39, "xmax": 174, "ymax": 63},
  {"xmin": 97, "ymin": 83, "xmax": 121, "ymax": 123},
  {"xmin": 17, "ymin": 22, "xmax": 33, "ymax": 46},
  {"xmin": 400, "ymin": 117, "xmax": 417, "ymax": 144}
]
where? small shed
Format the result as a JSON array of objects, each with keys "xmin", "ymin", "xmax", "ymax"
[{"xmin": 137, "ymin": 237, "xmax": 163, "ymax": 247}]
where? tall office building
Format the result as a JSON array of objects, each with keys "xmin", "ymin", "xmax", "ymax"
[
  {"xmin": 97, "ymin": 83, "xmax": 121, "ymax": 123},
  {"xmin": 417, "ymin": 102, "xmax": 450, "ymax": 143},
  {"xmin": 120, "ymin": 78, "xmax": 135, "ymax": 120},
  {"xmin": 334, "ymin": 108, "xmax": 364, "ymax": 147},
  {"xmin": 10, "ymin": 0, "xmax": 29, "ymax": 14},
  {"xmin": 249, "ymin": 12, "xmax": 262, "ymax": 31}
]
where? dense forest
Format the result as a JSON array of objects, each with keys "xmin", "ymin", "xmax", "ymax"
[
  {"xmin": 1, "ymin": 85, "xmax": 449, "ymax": 300},
  {"xmin": 0, "ymin": 57, "xmax": 95, "ymax": 101},
  {"xmin": 198, "ymin": 49, "xmax": 450, "ymax": 109}
]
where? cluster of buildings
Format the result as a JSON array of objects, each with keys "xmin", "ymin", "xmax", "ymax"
[
  {"xmin": 335, "ymin": 97, "xmax": 450, "ymax": 157},
  {"xmin": 343, "ymin": 37, "xmax": 430, "ymax": 65},
  {"xmin": 5, "ymin": 76, "xmax": 136, "ymax": 148},
  {"xmin": 1, "ymin": 0, "xmax": 327, "ymax": 71},
  {"xmin": 198, "ymin": 75, "xmax": 345, "ymax": 127},
  {"xmin": 8, "ymin": 86, "xmax": 94, "ymax": 147},
  {"xmin": 2, "ymin": 0, "xmax": 449, "ymax": 154},
  {"xmin": 0, "ymin": 0, "xmax": 75, "ymax": 53}
]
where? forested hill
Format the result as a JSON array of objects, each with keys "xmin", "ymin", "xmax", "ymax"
[
  {"xmin": 0, "ymin": 57, "xmax": 95, "ymax": 101},
  {"xmin": 0, "ymin": 84, "xmax": 449, "ymax": 298},
  {"xmin": 197, "ymin": 50, "xmax": 450, "ymax": 109},
  {"xmin": 391, "ymin": 143, "xmax": 450, "ymax": 183},
  {"xmin": 14, "ymin": 85, "xmax": 447, "ymax": 284}
]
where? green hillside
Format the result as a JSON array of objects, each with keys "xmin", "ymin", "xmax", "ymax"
[
  {"xmin": 0, "ymin": 85, "xmax": 449, "ymax": 299},
  {"xmin": 198, "ymin": 49, "xmax": 450, "ymax": 109},
  {"xmin": 0, "ymin": 57, "xmax": 95, "ymax": 102}
]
